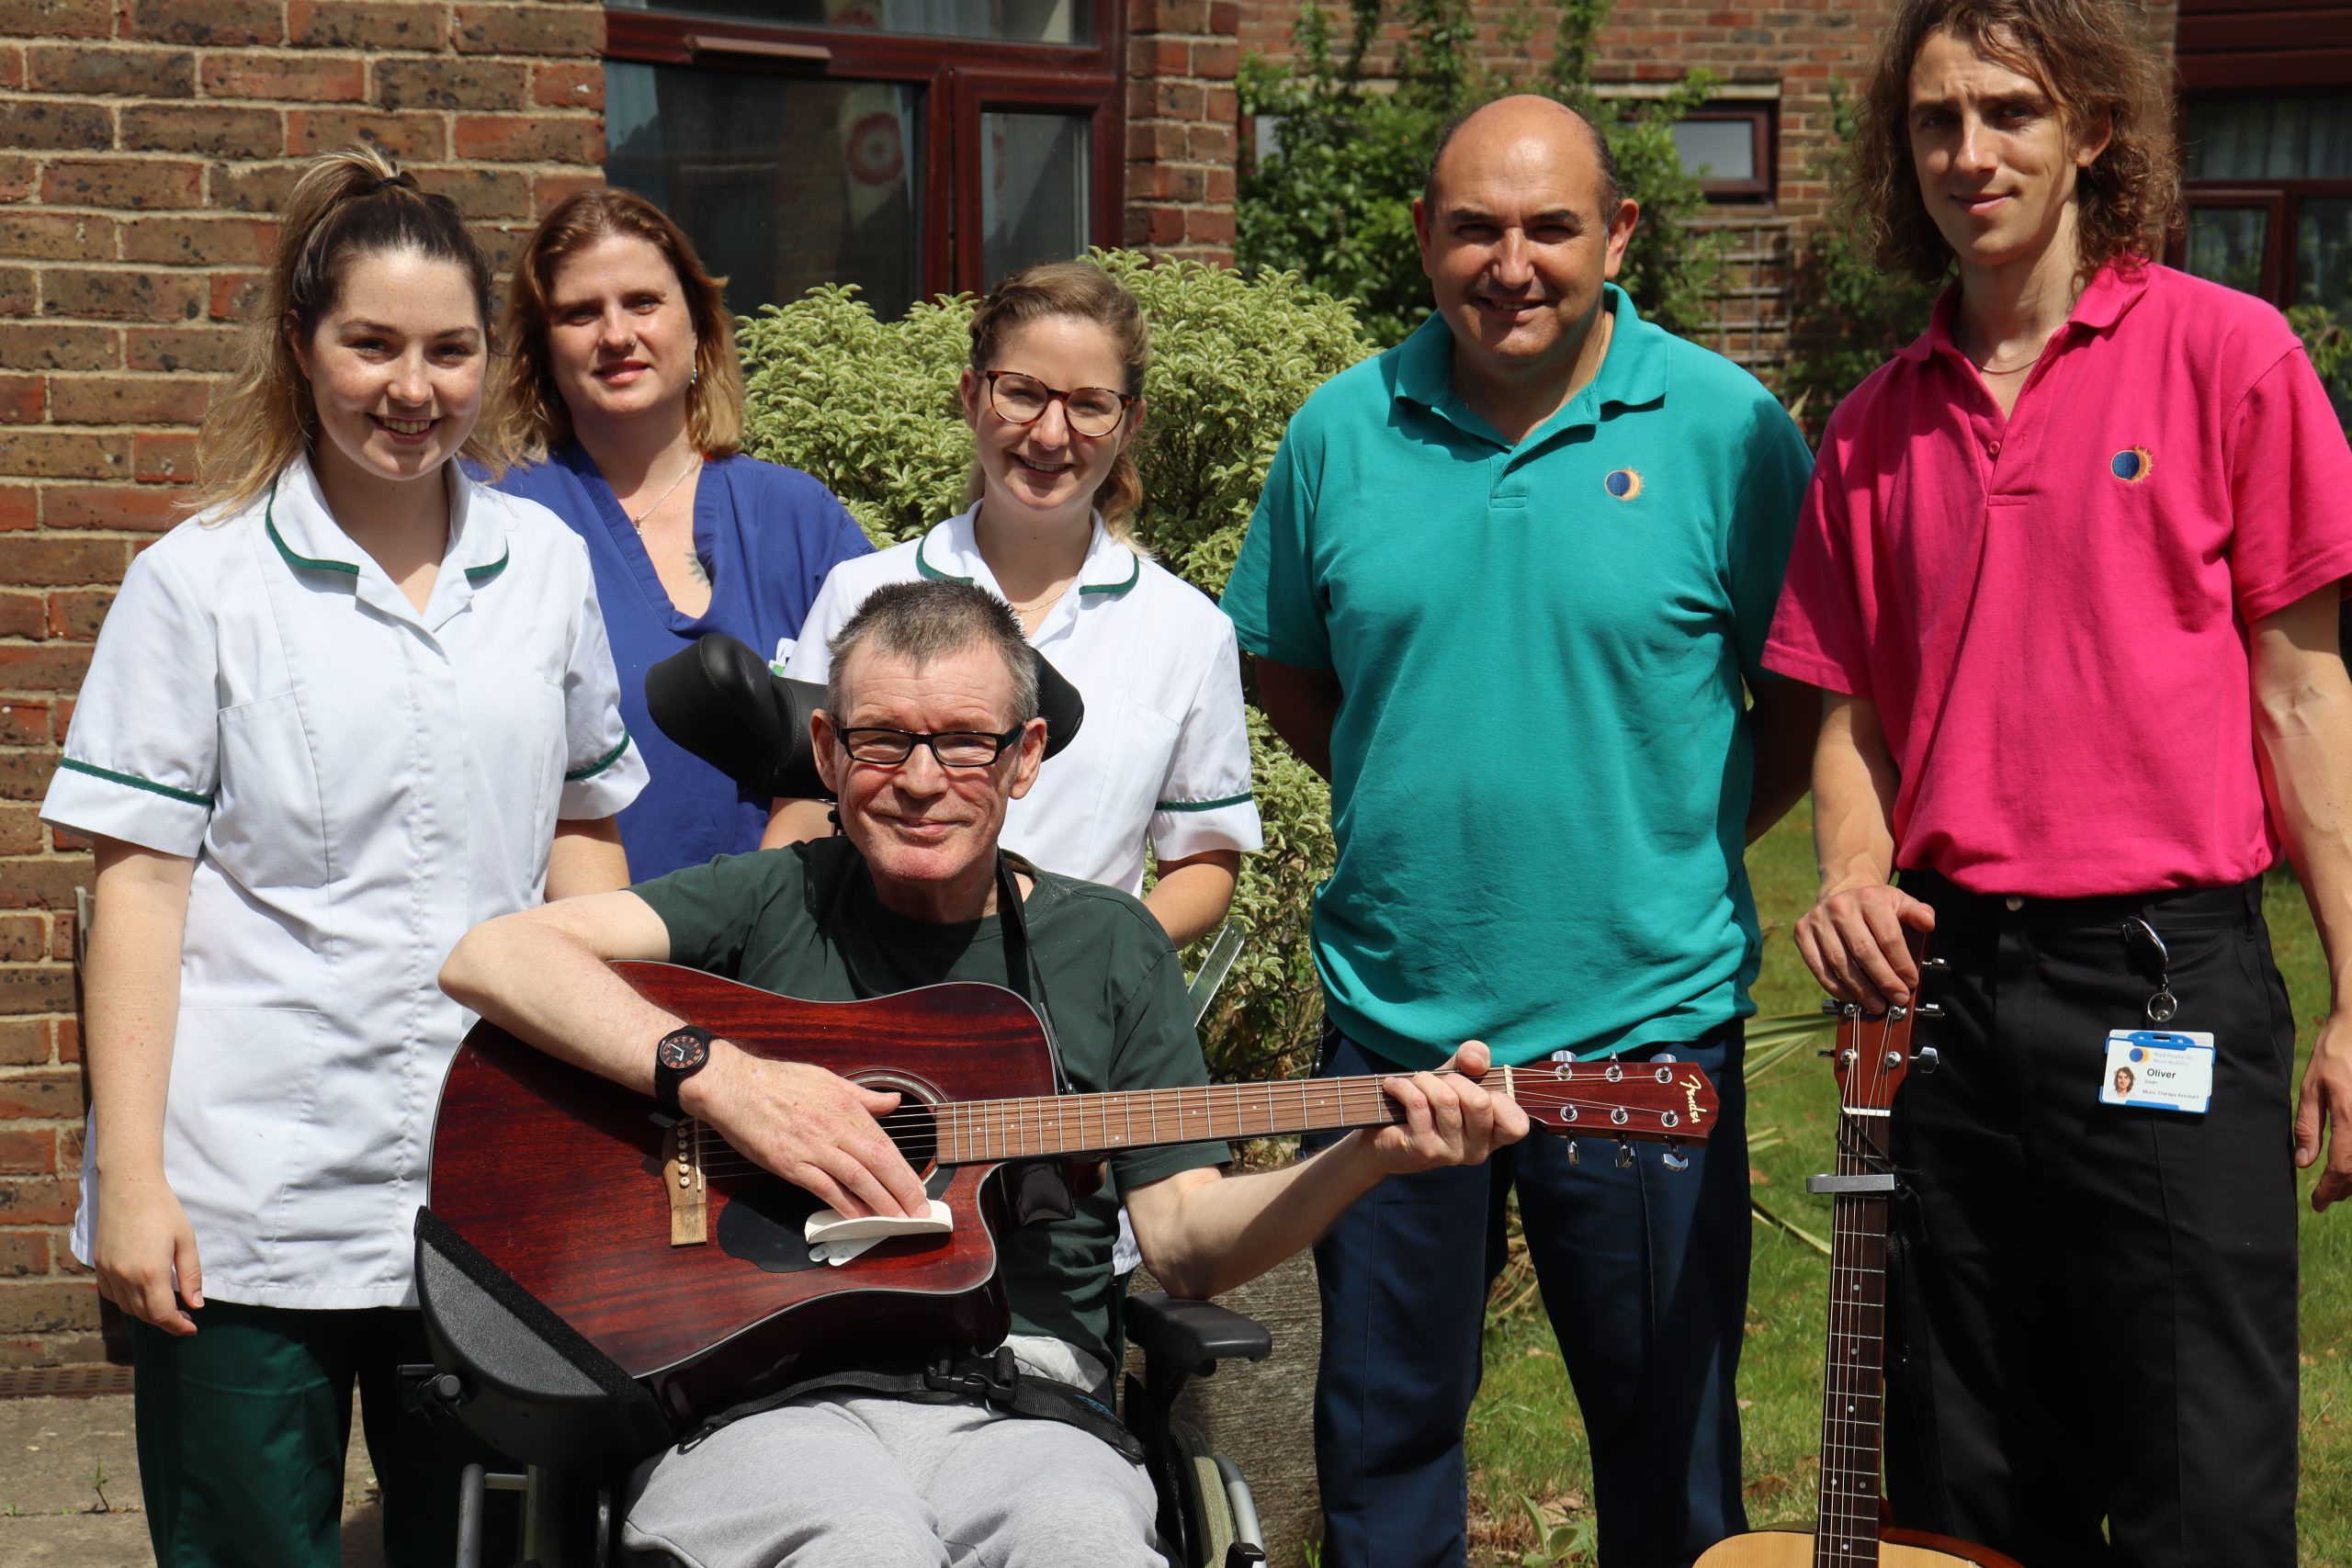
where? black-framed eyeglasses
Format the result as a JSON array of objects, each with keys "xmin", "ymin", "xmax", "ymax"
[
  {"xmin": 983, "ymin": 370, "xmax": 1136, "ymax": 437},
  {"xmin": 838, "ymin": 726, "xmax": 1025, "ymax": 770}
]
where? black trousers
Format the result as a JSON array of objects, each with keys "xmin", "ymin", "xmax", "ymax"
[{"xmin": 1885, "ymin": 871, "xmax": 2299, "ymax": 1568}]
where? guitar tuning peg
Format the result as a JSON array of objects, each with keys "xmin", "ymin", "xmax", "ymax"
[
  {"xmin": 1917, "ymin": 1003, "xmax": 1944, "ymax": 1019},
  {"xmin": 1615, "ymin": 1142, "xmax": 1634, "ymax": 1170},
  {"xmin": 1912, "ymin": 1046, "xmax": 1940, "ymax": 1075},
  {"xmin": 1815, "ymin": 1046, "xmax": 1836, "ymax": 1058},
  {"xmin": 1819, "ymin": 998, "xmax": 1843, "ymax": 1015},
  {"xmin": 1566, "ymin": 1140, "xmax": 1580, "ymax": 1168},
  {"xmin": 1924, "ymin": 956, "xmax": 1951, "ymax": 970},
  {"xmin": 1661, "ymin": 1145, "xmax": 1690, "ymax": 1173}
]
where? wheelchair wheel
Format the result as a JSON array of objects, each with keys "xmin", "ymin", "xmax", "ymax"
[{"xmin": 1169, "ymin": 1417, "xmax": 1235, "ymax": 1567}]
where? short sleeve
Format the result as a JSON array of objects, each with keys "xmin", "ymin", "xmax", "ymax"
[
  {"xmin": 41, "ymin": 547, "xmax": 220, "ymax": 856},
  {"xmin": 781, "ymin": 558, "xmax": 866, "ymax": 682},
  {"xmin": 558, "ymin": 562, "xmax": 650, "ymax": 818},
  {"xmin": 1104, "ymin": 935, "xmax": 1230, "ymax": 1193},
  {"xmin": 2225, "ymin": 346, "xmax": 2352, "ymax": 624},
  {"xmin": 631, "ymin": 851, "xmax": 784, "ymax": 976},
  {"xmin": 1148, "ymin": 615, "xmax": 1263, "ymax": 861},
  {"xmin": 1761, "ymin": 438, "xmax": 1872, "ymax": 699},
  {"xmin": 1724, "ymin": 403, "xmax": 1814, "ymax": 681},
  {"xmin": 1220, "ymin": 431, "xmax": 1333, "ymax": 671}
]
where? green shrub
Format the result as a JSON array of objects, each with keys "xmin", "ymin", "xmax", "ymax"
[
  {"xmin": 735, "ymin": 257, "xmax": 1374, "ymax": 1081},
  {"xmin": 1238, "ymin": 0, "xmax": 1725, "ymax": 347},
  {"xmin": 2289, "ymin": 303, "xmax": 2352, "ymax": 434},
  {"xmin": 1781, "ymin": 85, "xmax": 1940, "ymax": 435}
]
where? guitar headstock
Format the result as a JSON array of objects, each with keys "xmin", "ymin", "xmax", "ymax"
[
  {"xmin": 1507, "ymin": 1059, "xmax": 1721, "ymax": 1158},
  {"xmin": 1824, "ymin": 926, "xmax": 1942, "ymax": 1112}
]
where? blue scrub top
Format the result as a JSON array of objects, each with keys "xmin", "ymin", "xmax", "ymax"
[{"xmin": 497, "ymin": 443, "xmax": 871, "ymax": 879}]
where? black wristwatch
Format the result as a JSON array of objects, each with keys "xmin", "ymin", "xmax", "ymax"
[{"xmin": 653, "ymin": 1024, "xmax": 716, "ymax": 1119}]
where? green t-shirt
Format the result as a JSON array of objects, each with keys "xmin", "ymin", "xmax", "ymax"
[
  {"xmin": 633, "ymin": 838, "xmax": 1229, "ymax": 1374},
  {"xmin": 1221, "ymin": 288, "xmax": 1812, "ymax": 1068}
]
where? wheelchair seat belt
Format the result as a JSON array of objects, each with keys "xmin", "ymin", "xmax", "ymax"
[{"xmin": 676, "ymin": 1346, "xmax": 1143, "ymax": 1461}]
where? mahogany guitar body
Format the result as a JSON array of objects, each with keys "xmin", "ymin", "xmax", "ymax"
[
  {"xmin": 1693, "ymin": 1529, "xmax": 2024, "ymax": 1568},
  {"xmin": 429, "ymin": 964, "xmax": 1050, "ymax": 1426},
  {"xmin": 428, "ymin": 961, "xmax": 1718, "ymax": 1431}
]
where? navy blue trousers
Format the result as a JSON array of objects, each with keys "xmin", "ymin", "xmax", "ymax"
[{"xmin": 1306, "ymin": 1023, "xmax": 1750, "ymax": 1568}]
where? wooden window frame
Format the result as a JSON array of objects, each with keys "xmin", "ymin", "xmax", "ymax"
[
  {"xmin": 605, "ymin": 6, "xmax": 1126, "ymax": 301},
  {"xmin": 1675, "ymin": 102, "xmax": 1775, "ymax": 202}
]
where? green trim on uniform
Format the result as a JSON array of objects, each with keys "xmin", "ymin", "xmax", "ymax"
[
  {"xmin": 1156, "ymin": 792, "xmax": 1252, "ymax": 813},
  {"xmin": 914, "ymin": 535, "xmax": 973, "ymax": 583},
  {"xmin": 563, "ymin": 730, "xmax": 633, "ymax": 783},
  {"xmin": 1077, "ymin": 550, "xmax": 1142, "ymax": 597},
  {"xmin": 463, "ymin": 547, "xmax": 509, "ymax": 585},
  {"xmin": 58, "ymin": 756, "xmax": 213, "ymax": 809},
  {"xmin": 264, "ymin": 502, "xmax": 360, "ymax": 578}
]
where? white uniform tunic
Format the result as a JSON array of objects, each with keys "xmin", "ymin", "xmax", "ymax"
[
  {"xmin": 40, "ymin": 457, "xmax": 648, "ymax": 1310},
  {"xmin": 786, "ymin": 505, "xmax": 1261, "ymax": 897}
]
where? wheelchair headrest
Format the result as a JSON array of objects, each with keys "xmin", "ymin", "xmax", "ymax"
[{"xmin": 644, "ymin": 632, "xmax": 1083, "ymax": 802}]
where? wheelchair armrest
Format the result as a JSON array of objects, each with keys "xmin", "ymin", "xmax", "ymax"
[{"xmin": 1125, "ymin": 1292, "xmax": 1272, "ymax": 1372}]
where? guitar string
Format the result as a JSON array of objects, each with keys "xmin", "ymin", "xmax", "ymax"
[
  {"xmin": 677, "ymin": 1077, "xmax": 1713, "ymax": 1178},
  {"xmin": 681, "ymin": 1090, "xmax": 1710, "ymax": 1178},
  {"xmin": 1818, "ymin": 1000, "xmax": 1909, "ymax": 1562}
]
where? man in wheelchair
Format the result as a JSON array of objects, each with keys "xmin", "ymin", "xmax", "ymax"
[{"xmin": 440, "ymin": 579, "xmax": 1525, "ymax": 1567}]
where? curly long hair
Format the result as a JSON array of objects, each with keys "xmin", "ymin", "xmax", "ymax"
[
  {"xmin": 193, "ymin": 144, "xmax": 511, "ymax": 514},
  {"xmin": 494, "ymin": 186, "xmax": 745, "ymax": 461},
  {"xmin": 1850, "ymin": 0, "xmax": 2180, "ymax": 284}
]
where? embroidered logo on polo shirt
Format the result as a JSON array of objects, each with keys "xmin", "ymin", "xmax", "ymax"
[
  {"xmin": 2110, "ymin": 447, "xmax": 2154, "ymax": 483},
  {"xmin": 1603, "ymin": 468, "xmax": 1644, "ymax": 501}
]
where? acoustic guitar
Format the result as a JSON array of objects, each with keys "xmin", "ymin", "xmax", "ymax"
[
  {"xmin": 428, "ymin": 962, "xmax": 1720, "ymax": 1427},
  {"xmin": 1696, "ymin": 938, "xmax": 2019, "ymax": 1568}
]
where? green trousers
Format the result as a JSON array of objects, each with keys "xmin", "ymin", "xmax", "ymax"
[{"xmin": 130, "ymin": 1300, "xmax": 516, "ymax": 1568}]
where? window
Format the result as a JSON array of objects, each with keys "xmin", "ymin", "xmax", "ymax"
[
  {"xmin": 604, "ymin": 2, "xmax": 1124, "ymax": 317},
  {"xmin": 2179, "ymin": 95, "xmax": 2352, "ymax": 314},
  {"xmin": 1671, "ymin": 103, "xmax": 1774, "ymax": 201}
]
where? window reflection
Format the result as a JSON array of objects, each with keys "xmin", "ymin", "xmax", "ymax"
[
  {"xmin": 2187, "ymin": 97, "xmax": 2352, "ymax": 180},
  {"xmin": 607, "ymin": 0, "xmax": 1091, "ymax": 45},
  {"xmin": 2298, "ymin": 197, "xmax": 2352, "ymax": 315},
  {"xmin": 981, "ymin": 112, "xmax": 1090, "ymax": 286},
  {"xmin": 605, "ymin": 62, "xmax": 922, "ymax": 318},
  {"xmin": 2185, "ymin": 207, "xmax": 2268, "ymax": 297}
]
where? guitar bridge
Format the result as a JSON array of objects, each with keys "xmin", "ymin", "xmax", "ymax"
[{"xmin": 663, "ymin": 1117, "xmax": 708, "ymax": 1247}]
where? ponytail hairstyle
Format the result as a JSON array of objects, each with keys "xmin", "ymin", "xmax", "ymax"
[
  {"xmin": 192, "ymin": 144, "xmax": 512, "ymax": 516},
  {"xmin": 964, "ymin": 261, "xmax": 1148, "ymax": 542},
  {"xmin": 495, "ymin": 186, "xmax": 746, "ymax": 461}
]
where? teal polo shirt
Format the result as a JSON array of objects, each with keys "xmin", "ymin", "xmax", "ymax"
[{"xmin": 1221, "ymin": 287, "xmax": 1812, "ymax": 1068}]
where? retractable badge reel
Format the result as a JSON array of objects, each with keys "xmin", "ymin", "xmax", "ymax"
[{"xmin": 2121, "ymin": 918, "xmax": 2177, "ymax": 1023}]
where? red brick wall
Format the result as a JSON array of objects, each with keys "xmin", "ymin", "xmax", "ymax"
[
  {"xmin": 1128, "ymin": 0, "xmax": 1243, "ymax": 263},
  {"xmin": 1240, "ymin": 1, "xmax": 2181, "ymax": 223},
  {"xmin": 0, "ymin": 0, "xmax": 606, "ymax": 1369}
]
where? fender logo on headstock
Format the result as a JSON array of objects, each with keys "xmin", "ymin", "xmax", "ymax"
[{"xmin": 1682, "ymin": 1073, "xmax": 1707, "ymax": 1126}]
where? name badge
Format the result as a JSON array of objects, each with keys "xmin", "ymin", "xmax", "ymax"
[{"xmin": 2100, "ymin": 1030, "xmax": 2215, "ymax": 1115}]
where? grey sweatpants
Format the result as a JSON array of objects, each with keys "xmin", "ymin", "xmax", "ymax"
[{"xmin": 620, "ymin": 1392, "xmax": 1166, "ymax": 1568}]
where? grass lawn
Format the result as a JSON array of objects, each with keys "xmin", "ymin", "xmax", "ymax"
[{"xmin": 1461, "ymin": 802, "xmax": 2352, "ymax": 1565}]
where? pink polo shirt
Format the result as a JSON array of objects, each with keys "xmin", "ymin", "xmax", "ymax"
[{"xmin": 1765, "ymin": 262, "xmax": 2352, "ymax": 897}]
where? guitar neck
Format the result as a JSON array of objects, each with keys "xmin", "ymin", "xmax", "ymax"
[
  {"xmin": 1813, "ymin": 1102, "xmax": 1894, "ymax": 1567},
  {"xmin": 932, "ymin": 1067, "xmax": 1509, "ymax": 1164}
]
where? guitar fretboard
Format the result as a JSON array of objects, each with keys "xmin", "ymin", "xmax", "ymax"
[
  {"xmin": 1813, "ymin": 1100, "xmax": 1892, "ymax": 1568},
  {"xmin": 929, "ymin": 1069, "xmax": 1510, "ymax": 1163}
]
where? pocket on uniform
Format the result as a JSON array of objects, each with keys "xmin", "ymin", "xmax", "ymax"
[
  {"xmin": 163, "ymin": 1007, "xmax": 331, "ymax": 1259},
  {"xmin": 209, "ymin": 692, "xmax": 327, "ymax": 891}
]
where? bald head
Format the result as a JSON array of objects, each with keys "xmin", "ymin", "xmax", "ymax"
[{"xmin": 1425, "ymin": 96, "xmax": 1622, "ymax": 216}]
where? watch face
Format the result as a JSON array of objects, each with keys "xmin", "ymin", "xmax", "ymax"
[{"xmin": 659, "ymin": 1032, "xmax": 708, "ymax": 1071}]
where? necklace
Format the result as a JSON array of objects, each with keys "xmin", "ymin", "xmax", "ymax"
[
  {"xmin": 1977, "ymin": 355, "xmax": 2038, "ymax": 376},
  {"xmin": 627, "ymin": 454, "xmax": 701, "ymax": 529}
]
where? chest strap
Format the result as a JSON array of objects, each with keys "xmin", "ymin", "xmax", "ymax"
[{"xmin": 676, "ymin": 1346, "xmax": 1142, "ymax": 1462}]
